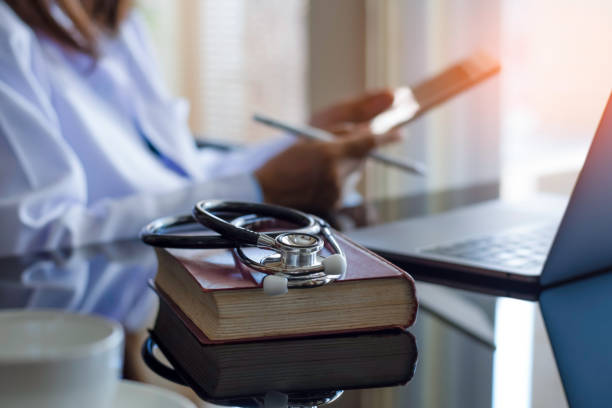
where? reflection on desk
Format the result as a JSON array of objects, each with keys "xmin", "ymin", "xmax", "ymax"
[
  {"xmin": 144, "ymin": 307, "xmax": 417, "ymax": 407},
  {"xmin": 0, "ymin": 240, "xmax": 157, "ymax": 331},
  {"xmin": 0, "ymin": 238, "xmax": 500, "ymax": 407},
  {"xmin": 541, "ymin": 271, "xmax": 612, "ymax": 408}
]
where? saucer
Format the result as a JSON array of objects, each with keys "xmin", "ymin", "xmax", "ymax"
[{"xmin": 113, "ymin": 380, "xmax": 196, "ymax": 408}]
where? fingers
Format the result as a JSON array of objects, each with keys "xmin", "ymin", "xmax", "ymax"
[
  {"xmin": 310, "ymin": 88, "xmax": 395, "ymax": 128},
  {"xmin": 376, "ymin": 128, "xmax": 402, "ymax": 145},
  {"xmin": 327, "ymin": 121, "xmax": 400, "ymax": 158},
  {"xmin": 327, "ymin": 122, "xmax": 357, "ymax": 137},
  {"xmin": 353, "ymin": 89, "xmax": 394, "ymax": 122},
  {"xmin": 331, "ymin": 132, "xmax": 377, "ymax": 158}
]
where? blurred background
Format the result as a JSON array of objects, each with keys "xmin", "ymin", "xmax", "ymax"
[
  {"xmin": 138, "ymin": 0, "xmax": 612, "ymax": 205},
  {"xmin": 133, "ymin": 5, "xmax": 612, "ymax": 405}
]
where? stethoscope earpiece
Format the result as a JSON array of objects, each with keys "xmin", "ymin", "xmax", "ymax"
[
  {"xmin": 262, "ymin": 275, "xmax": 289, "ymax": 296},
  {"xmin": 141, "ymin": 201, "xmax": 346, "ymax": 295},
  {"xmin": 322, "ymin": 253, "xmax": 347, "ymax": 278}
]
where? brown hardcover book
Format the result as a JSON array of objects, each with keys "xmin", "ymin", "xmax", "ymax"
[
  {"xmin": 152, "ymin": 294, "xmax": 418, "ymax": 399},
  {"xmin": 153, "ymin": 232, "xmax": 417, "ymax": 343}
]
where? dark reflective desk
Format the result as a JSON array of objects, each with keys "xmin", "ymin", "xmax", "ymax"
[{"xmin": 0, "ymin": 186, "xmax": 568, "ymax": 407}]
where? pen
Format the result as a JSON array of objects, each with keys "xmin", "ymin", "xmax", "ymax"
[{"xmin": 253, "ymin": 113, "xmax": 426, "ymax": 176}]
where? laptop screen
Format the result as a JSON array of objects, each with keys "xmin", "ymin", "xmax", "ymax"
[{"xmin": 541, "ymin": 92, "xmax": 612, "ymax": 286}]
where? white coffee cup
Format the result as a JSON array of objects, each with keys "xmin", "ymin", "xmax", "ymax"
[{"xmin": 0, "ymin": 309, "xmax": 124, "ymax": 408}]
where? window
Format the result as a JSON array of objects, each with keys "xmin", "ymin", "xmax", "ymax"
[
  {"xmin": 364, "ymin": 0, "xmax": 501, "ymax": 203},
  {"xmin": 139, "ymin": 0, "xmax": 308, "ymax": 144},
  {"xmin": 500, "ymin": 0, "xmax": 612, "ymax": 198}
]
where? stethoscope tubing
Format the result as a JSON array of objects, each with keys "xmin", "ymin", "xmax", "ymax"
[
  {"xmin": 140, "ymin": 201, "xmax": 322, "ymax": 250},
  {"xmin": 192, "ymin": 200, "xmax": 316, "ymax": 246},
  {"xmin": 140, "ymin": 214, "xmax": 239, "ymax": 248}
]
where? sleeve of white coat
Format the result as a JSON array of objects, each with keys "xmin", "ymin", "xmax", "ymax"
[
  {"xmin": 127, "ymin": 13, "xmax": 297, "ymax": 180},
  {"xmin": 0, "ymin": 24, "xmax": 260, "ymax": 257}
]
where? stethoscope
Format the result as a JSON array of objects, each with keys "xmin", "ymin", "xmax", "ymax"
[{"xmin": 140, "ymin": 201, "xmax": 347, "ymax": 296}]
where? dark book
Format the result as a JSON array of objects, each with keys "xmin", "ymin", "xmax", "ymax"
[{"xmin": 151, "ymin": 294, "xmax": 418, "ymax": 399}]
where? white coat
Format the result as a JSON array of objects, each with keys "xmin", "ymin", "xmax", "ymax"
[{"xmin": 0, "ymin": 5, "xmax": 290, "ymax": 256}]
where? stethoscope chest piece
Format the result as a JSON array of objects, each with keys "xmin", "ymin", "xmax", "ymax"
[
  {"xmin": 268, "ymin": 233, "xmax": 323, "ymax": 269},
  {"xmin": 236, "ymin": 229, "xmax": 346, "ymax": 295}
]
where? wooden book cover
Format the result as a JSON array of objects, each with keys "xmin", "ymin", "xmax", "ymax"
[
  {"xmin": 152, "ymin": 294, "xmax": 418, "ymax": 399},
  {"xmin": 154, "ymin": 232, "xmax": 417, "ymax": 343}
]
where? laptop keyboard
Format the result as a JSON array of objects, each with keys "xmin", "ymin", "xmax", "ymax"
[{"xmin": 420, "ymin": 224, "xmax": 558, "ymax": 271}]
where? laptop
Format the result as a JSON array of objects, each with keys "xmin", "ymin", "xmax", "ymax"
[{"xmin": 347, "ymin": 93, "xmax": 612, "ymax": 299}]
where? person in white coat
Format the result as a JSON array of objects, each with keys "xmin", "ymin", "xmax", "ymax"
[{"xmin": 0, "ymin": 0, "xmax": 396, "ymax": 256}]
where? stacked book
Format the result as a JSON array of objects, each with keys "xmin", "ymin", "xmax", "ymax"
[{"xmin": 150, "ymin": 231, "xmax": 419, "ymax": 397}]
